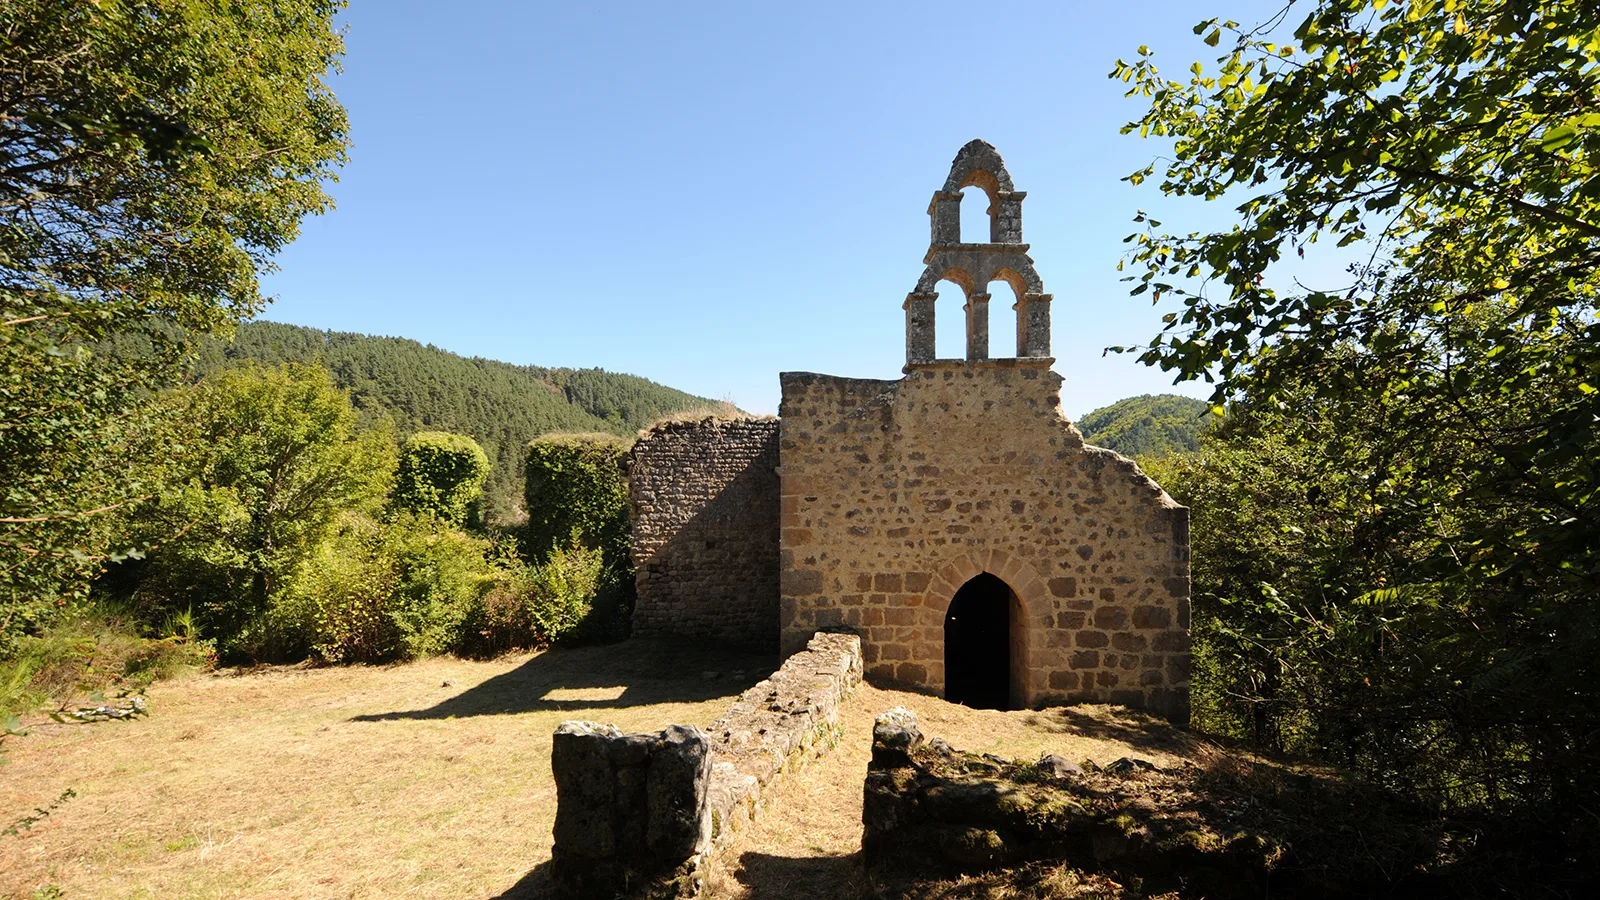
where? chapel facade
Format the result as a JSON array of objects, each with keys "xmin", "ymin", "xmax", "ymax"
[{"xmin": 626, "ymin": 141, "xmax": 1191, "ymax": 722}]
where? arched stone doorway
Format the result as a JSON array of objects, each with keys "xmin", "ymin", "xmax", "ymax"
[{"xmin": 944, "ymin": 572, "xmax": 1025, "ymax": 710}]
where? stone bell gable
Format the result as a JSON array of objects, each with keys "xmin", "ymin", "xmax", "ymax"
[{"xmin": 630, "ymin": 141, "xmax": 1191, "ymax": 724}]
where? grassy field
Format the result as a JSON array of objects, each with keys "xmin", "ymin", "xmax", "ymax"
[{"xmin": 0, "ymin": 641, "xmax": 1194, "ymax": 900}]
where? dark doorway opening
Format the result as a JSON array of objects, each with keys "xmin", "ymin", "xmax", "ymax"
[{"xmin": 944, "ymin": 572, "xmax": 1014, "ymax": 710}]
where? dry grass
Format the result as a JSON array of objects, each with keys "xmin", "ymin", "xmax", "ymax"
[
  {"xmin": 0, "ymin": 644, "xmax": 1194, "ymax": 900},
  {"xmin": 639, "ymin": 404, "xmax": 767, "ymax": 434},
  {"xmin": 0, "ymin": 640, "xmax": 772, "ymax": 900}
]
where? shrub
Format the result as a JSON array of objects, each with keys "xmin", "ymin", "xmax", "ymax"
[
  {"xmin": 467, "ymin": 545, "xmax": 605, "ymax": 655},
  {"xmin": 122, "ymin": 363, "xmax": 396, "ymax": 661},
  {"xmin": 291, "ymin": 512, "xmax": 498, "ymax": 664},
  {"xmin": 0, "ymin": 605, "xmax": 213, "ymax": 718},
  {"xmin": 291, "ymin": 517, "xmax": 396, "ymax": 664},
  {"xmin": 523, "ymin": 433, "xmax": 631, "ymax": 571},
  {"xmin": 385, "ymin": 513, "xmax": 498, "ymax": 657},
  {"xmin": 392, "ymin": 431, "xmax": 491, "ymax": 528}
]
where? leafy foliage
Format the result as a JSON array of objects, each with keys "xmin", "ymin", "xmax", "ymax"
[
  {"xmin": 1115, "ymin": 0, "xmax": 1600, "ymax": 878},
  {"xmin": 1077, "ymin": 394, "xmax": 1214, "ymax": 457},
  {"xmin": 125, "ymin": 364, "xmax": 394, "ymax": 659},
  {"xmin": 193, "ymin": 321, "xmax": 719, "ymax": 524},
  {"xmin": 0, "ymin": 0, "xmax": 348, "ymax": 653},
  {"xmin": 523, "ymin": 433, "xmax": 634, "ymax": 640},
  {"xmin": 0, "ymin": 604, "xmax": 210, "ymax": 718},
  {"xmin": 289, "ymin": 511, "xmax": 497, "ymax": 663},
  {"xmin": 392, "ymin": 432, "xmax": 491, "ymax": 528},
  {"xmin": 466, "ymin": 545, "xmax": 606, "ymax": 656},
  {"xmin": 524, "ymin": 434, "xmax": 632, "ymax": 570},
  {"xmin": 102, "ymin": 364, "xmax": 617, "ymax": 666}
]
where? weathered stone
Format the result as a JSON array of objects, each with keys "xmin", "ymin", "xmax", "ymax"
[
  {"xmin": 923, "ymin": 780, "xmax": 1015, "ymax": 826},
  {"xmin": 1106, "ymin": 757, "xmax": 1157, "ymax": 775},
  {"xmin": 939, "ymin": 826, "xmax": 1011, "ymax": 868},
  {"xmin": 625, "ymin": 140, "xmax": 1191, "ymax": 725},
  {"xmin": 646, "ymin": 725, "xmax": 712, "ymax": 859},
  {"xmin": 628, "ymin": 417, "xmax": 780, "ymax": 646},
  {"xmin": 1039, "ymin": 754, "xmax": 1083, "ymax": 778},
  {"xmin": 872, "ymin": 706, "xmax": 924, "ymax": 768},
  {"xmin": 551, "ymin": 721, "xmax": 622, "ymax": 858},
  {"xmin": 609, "ymin": 731, "xmax": 663, "ymax": 768}
]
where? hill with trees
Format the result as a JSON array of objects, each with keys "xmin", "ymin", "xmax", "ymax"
[
  {"xmin": 1076, "ymin": 394, "xmax": 1213, "ymax": 458},
  {"xmin": 192, "ymin": 321, "xmax": 723, "ymax": 523}
]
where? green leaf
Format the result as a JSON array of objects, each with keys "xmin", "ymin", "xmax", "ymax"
[{"xmin": 1538, "ymin": 124, "xmax": 1578, "ymax": 152}]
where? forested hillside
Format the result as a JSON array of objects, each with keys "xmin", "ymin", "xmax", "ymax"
[
  {"xmin": 1076, "ymin": 394, "xmax": 1213, "ymax": 458},
  {"xmin": 193, "ymin": 321, "xmax": 721, "ymax": 522}
]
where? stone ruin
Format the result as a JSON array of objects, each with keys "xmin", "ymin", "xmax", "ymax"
[
  {"xmin": 627, "ymin": 140, "xmax": 1191, "ymax": 723},
  {"xmin": 551, "ymin": 632, "xmax": 862, "ymax": 897}
]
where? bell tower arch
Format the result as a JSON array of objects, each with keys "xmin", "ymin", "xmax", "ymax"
[{"xmin": 903, "ymin": 140, "xmax": 1054, "ymax": 366}]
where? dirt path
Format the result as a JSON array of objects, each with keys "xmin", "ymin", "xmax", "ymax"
[{"xmin": 704, "ymin": 683, "xmax": 1200, "ymax": 899}]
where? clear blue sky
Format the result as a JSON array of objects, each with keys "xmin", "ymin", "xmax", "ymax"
[{"xmin": 259, "ymin": 1, "xmax": 1288, "ymax": 418}]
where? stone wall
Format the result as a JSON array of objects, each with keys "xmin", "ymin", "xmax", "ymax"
[
  {"xmin": 861, "ymin": 708, "xmax": 1440, "ymax": 898},
  {"xmin": 778, "ymin": 362, "xmax": 1190, "ymax": 722},
  {"xmin": 550, "ymin": 722, "xmax": 713, "ymax": 898},
  {"xmin": 628, "ymin": 417, "xmax": 781, "ymax": 646},
  {"xmin": 860, "ymin": 707, "xmax": 1270, "ymax": 891},
  {"xmin": 549, "ymin": 633, "xmax": 863, "ymax": 898}
]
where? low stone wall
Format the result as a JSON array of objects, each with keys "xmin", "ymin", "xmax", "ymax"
[
  {"xmin": 862, "ymin": 707, "xmax": 1271, "ymax": 893},
  {"xmin": 550, "ymin": 632, "xmax": 863, "ymax": 897}
]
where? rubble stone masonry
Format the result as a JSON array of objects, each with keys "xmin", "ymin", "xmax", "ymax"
[
  {"xmin": 777, "ymin": 361, "xmax": 1190, "ymax": 722},
  {"xmin": 628, "ymin": 417, "xmax": 781, "ymax": 646}
]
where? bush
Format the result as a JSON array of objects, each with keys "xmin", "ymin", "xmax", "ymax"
[
  {"xmin": 523, "ymin": 433, "xmax": 631, "ymax": 570},
  {"xmin": 466, "ymin": 544, "xmax": 606, "ymax": 656},
  {"xmin": 0, "ymin": 605, "xmax": 213, "ymax": 718},
  {"xmin": 392, "ymin": 431, "xmax": 491, "ymax": 528},
  {"xmin": 290, "ymin": 512, "xmax": 497, "ymax": 664},
  {"xmin": 123, "ymin": 363, "xmax": 395, "ymax": 660},
  {"xmin": 385, "ymin": 514, "xmax": 499, "ymax": 657}
]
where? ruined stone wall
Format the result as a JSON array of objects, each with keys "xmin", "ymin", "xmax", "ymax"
[
  {"xmin": 549, "ymin": 633, "xmax": 863, "ymax": 898},
  {"xmin": 861, "ymin": 709, "xmax": 1277, "ymax": 895},
  {"xmin": 629, "ymin": 418, "xmax": 780, "ymax": 646},
  {"xmin": 778, "ymin": 362, "xmax": 1190, "ymax": 722}
]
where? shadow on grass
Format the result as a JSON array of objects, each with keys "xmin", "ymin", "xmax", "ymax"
[
  {"xmin": 730, "ymin": 850, "xmax": 866, "ymax": 899},
  {"xmin": 489, "ymin": 861, "xmax": 554, "ymax": 899},
  {"xmin": 1021, "ymin": 705, "xmax": 1202, "ymax": 758},
  {"xmin": 350, "ymin": 638, "xmax": 776, "ymax": 722}
]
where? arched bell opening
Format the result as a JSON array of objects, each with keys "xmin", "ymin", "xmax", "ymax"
[
  {"xmin": 944, "ymin": 572, "xmax": 1026, "ymax": 710},
  {"xmin": 933, "ymin": 278, "xmax": 968, "ymax": 360},
  {"xmin": 987, "ymin": 278, "xmax": 1019, "ymax": 360},
  {"xmin": 959, "ymin": 184, "xmax": 991, "ymax": 244}
]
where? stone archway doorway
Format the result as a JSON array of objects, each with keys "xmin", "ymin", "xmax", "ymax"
[{"xmin": 944, "ymin": 572, "xmax": 1024, "ymax": 710}]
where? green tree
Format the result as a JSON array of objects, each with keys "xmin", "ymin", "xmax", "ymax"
[
  {"xmin": 129, "ymin": 364, "xmax": 392, "ymax": 658},
  {"xmin": 190, "ymin": 321, "xmax": 721, "ymax": 524},
  {"xmin": 0, "ymin": 0, "xmax": 348, "ymax": 650},
  {"xmin": 392, "ymin": 432, "xmax": 491, "ymax": 528},
  {"xmin": 1115, "ymin": 0, "xmax": 1599, "ymax": 867},
  {"xmin": 291, "ymin": 509, "xmax": 496, "ymax": 663},
  {"xmin": 1077, "ymin": 393, "xmax": 1214, "ymax": 457}
]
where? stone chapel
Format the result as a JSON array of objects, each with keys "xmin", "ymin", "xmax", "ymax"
[{"xmin": 625, "ymin": 140, "xmax": 1191, "ymax": 723}]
